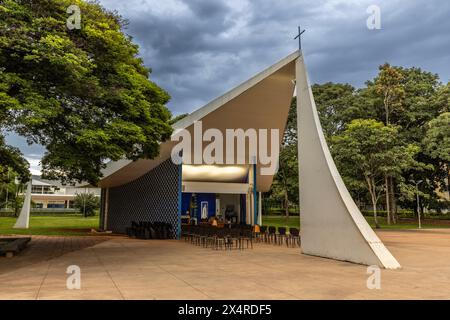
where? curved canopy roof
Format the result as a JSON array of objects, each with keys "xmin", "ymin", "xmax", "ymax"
[{"xmin": 99, "ymin": 51, "xmax": 299, "ymax": 191}]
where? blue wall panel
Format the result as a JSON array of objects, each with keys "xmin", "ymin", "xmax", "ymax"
[
  {"xmin": 195, "ymin": 193, "xmax": 216, "ymax": 220},
  {"xmin": 181, "ymin": 192, "xmax": 216, "ymax": 221}
]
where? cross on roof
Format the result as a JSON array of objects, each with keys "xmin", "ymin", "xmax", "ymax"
[{"xmin": 294, "ymin": 26, "xmax": 306, "ymax": 51}]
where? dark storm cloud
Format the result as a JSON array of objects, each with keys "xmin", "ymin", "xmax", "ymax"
[
  {"xmin": 4, "ymin": 133, "xmax": 45, "ymax": 175},
  {"xmin": 7, "ymin": 0, "xmax": 450, "ymax": 171},
  {"xmin": 97, "ymin": 0, "xmax": 450, "ymax": 115}
]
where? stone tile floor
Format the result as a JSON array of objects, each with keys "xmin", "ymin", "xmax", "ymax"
[{"xmin": 1, "ymin": 229, "xmax": 450, "ymax": 299}]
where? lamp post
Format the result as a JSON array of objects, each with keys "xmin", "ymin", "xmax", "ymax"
[
  {"xmin": 5, "ymin": 170, "xmax": 10, "ymax": 209},
  {"xmin": 83, "ymin": 188, "xmax": 87, "ymax": 217},
  {"xmin": 415, "ymin": 180, "xmax": 423, "ymax": 229}
]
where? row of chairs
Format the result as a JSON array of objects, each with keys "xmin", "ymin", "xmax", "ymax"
[
  {"xmin": 126, "ymin": 221, "xmax": 173, "ymax": 239},
  {"xmin": 257, "ymin": 226, "xmax": 300, "ymax": 247},
  {"xmin": 182, "ymin": 225, "xmax": 254, "ymax": 250}
]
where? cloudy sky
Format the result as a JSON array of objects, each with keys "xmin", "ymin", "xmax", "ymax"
[{"xmin": 6, "ymin": 0, "xmax": 450, "ymax": 174}]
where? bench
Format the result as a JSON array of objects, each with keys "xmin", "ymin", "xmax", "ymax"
[{"xmin": 0, "ymin": 237, "xmax": 31, "ymax": 258}]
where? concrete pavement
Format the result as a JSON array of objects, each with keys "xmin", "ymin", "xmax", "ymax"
[{"xmin": 1, "ymin": 230, "xmax": 450, "ymax": 299}]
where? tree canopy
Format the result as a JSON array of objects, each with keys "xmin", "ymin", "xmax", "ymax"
[
  {"xmin": 268, "ymin": 63, "xmax": 450, "ymax": 220},
  {"xmin": 0, "ymin": 0, "xmax": 173, "ymax": 184},
  {"xmin": 423, "ymin": 112, "xmax": 450, "ymax": 163},
  {"xmin": 332, "ymin": 119, "xmax": 418, "ymax": 226}
]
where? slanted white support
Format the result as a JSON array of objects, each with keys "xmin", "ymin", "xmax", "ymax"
[
  {"xmin": 296, "ymin": 54, "xmax": 401, "ymax": 269},
  {"xmin": 14, "ymin": 182, "xmax": 31, "ymax": 229}
]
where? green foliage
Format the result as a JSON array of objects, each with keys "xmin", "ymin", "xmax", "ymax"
[
  {"xmin": 332, "ymin": 119, "xmax": 419, "ymax": 227},
  {"xmin": 312, "ymin": 83, "xmax": 368, "ymax": 139},
  {"xmin": 373, "ymin": 63, "xmax": 405, "ymax": 125},
  {"xmin": 266, "ymin": 99, "xmax": 298, "ymax": 215},
  {"xmin": 332, "ymin": 119, "xmax": 418, "ymax": 183},
  {"xmin": 0, "ymin": 0, "xmax": 173, "ymax": 185},
  {"xmin": 267, "ymin": 63, "xmax": 450, "ymax": 218},
  {"xmin": 73, "ymin": 192, "xmax": 99, "ymax": 217},
  {"xmin": 0, "ymin": 175, "xmax": 26, "ymax": 216},
  {"xmin": 169, "ymin": 113, "xmax": 189, "ymax": 125},
  {"xmin": 423, "ymin": 112, "xmax": 450, "ymax": 162}
]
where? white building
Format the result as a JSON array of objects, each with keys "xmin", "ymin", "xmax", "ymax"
[{"xmin": 30, "ymin": 175, "xmax": 100, "ymax": 209}]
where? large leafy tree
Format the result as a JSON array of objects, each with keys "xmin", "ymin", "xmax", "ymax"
[
  {"xmin": 332, "ymin": 119, "xmax": 418, "ymax": 228},
  {"xmin": 372, "ymin": 63, "xmax": 405, "ymax": 126},
  {"xmin": 365, "ymin": 65, "xmax": 442, "ymax": 221},
  {"xmin": 424, "ymin": 113, "xmax": 450, "ymax": 162},
  {"xmin": 313, "ymin": 82, "xmax": 369, "ymax": 140},
  {"xmin": 266, "ymin": 62, "xmax": 449, "ymax": 221},
  {"xmin": 0, "ymin": 0, "xmax": 173, "ymax": 185},
  {"xmin": 423, "ymin": 112, "xmax": 450, "ymax": 197},
  {"xmin": 266, "ymin": 98, "xmax": 298, "ymax": 217}
]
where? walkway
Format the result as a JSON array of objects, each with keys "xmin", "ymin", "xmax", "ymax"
[{"xmin": 1, "ymin": 230, "xmax": 450, "ymax": 299}]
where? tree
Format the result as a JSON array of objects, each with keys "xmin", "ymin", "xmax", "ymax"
[
  {"xmin": 0, "ymin": 174, "xmax": 25, "ymax": 216},
  {"xmin": 365, "ymin": 65, "xmax": 442, "ymax": 221},
  {"xmin": 271, "ymin": 143, "xmax": 298, "ymax": 217},
  {"xmin": 423, "ymin": 112, "xmax": 450, "ymax": 197},
  {"xmin": 370, "ymin": 64, "xmax": 405, "ymax": 223},
  {"xmin": 266, "ymin": 66, "xmax": 447, "ymax": 219},
  {"xmin": 313, "ymin": 83, "xmax": 368, "ymax": 140},
  {"xmin": 0, "ymin": 0, "xmax": 173, "ymax": 185},
  {"xmin": 423, "ymin": 113, "xmax": 450, "ymax": 162},
  {"xmin": 332, "ymin": 119, "xmax": 419, "ymax": 228},
  {"xmin": 74, "ymin": 192, "xmax": 99, "ymax": 217},
  {"xmin": 267, "ymin": 98, "xmax": 298, "ymax": 217},
  {"xmin": 373, "ymin": 63, "xmax": 405, "ymax": 125}
]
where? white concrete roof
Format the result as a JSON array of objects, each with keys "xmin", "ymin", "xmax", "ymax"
[{"xmin": 99, "ymin": 51, "xmax": 299, "ymax": 191}]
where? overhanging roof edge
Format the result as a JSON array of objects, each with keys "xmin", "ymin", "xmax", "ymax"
[
  {"xmin": 172, "ymin": 50, "xmax": 300, "ymax": 131},
  {"xmin": 99, "ymin": 50, "xmax": 299, "ymax": 186}
]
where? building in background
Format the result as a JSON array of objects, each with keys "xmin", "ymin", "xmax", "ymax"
[{"xmin": 30, "ymin": 175, "xmax": 100, "ymax": 209}]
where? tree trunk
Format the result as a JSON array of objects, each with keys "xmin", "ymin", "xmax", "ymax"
[
  {"xmin": 389, "ymin": 177, "xmax": 398, "ymax": 224},
  {"xmin": 13, "ymin": 187, "xmax": 19, "ymax": 217},
  {"xmin": 384, "ymin": 94, "xmax": 390, "ymax": 125},
  {"xmin": 279, "ymin": 161, "xmax": 290, "ymax": 220},
  {"xmin": 284, "ymin": 191, "xmax": 289, "ymax": 219},
  {"xmin": 372, "ymin": 198, "xmax": 380, "ymax": 229},
  {"xmin": 366, "ymin": 176, "xmax": 380, "ymax": 229},
  {"xmin": 447, "ymin": 163, "xmax": 450, "ymax": 200},
  {"xmin": 385, "ymin": 175, "xmax": 391, "ymax": 225}
]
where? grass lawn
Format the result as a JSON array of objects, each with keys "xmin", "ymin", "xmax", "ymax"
[
  {"xmin": 0, "ymin": 215, "xmax": 99, "ymax": 236},
  {"xmin": 1, "ymin": 213, "xmax": 449, "ymax": 237},
  {"xmin": 263, "ymin": 216, "xmax": 300, "ymax": 229},
  {"xmin": 263, "ymin": 215, "xmax": 450, "ymax": 230}
]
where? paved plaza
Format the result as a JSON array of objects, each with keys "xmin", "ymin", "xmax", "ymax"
[{"xmin": 1, "ymin": 229, "xmax": 450, "ymax": 299}]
